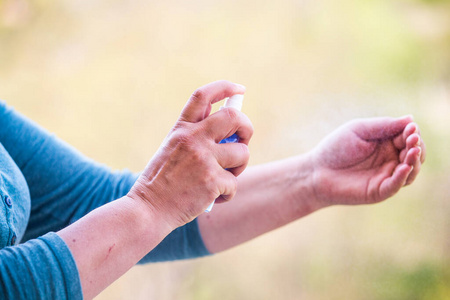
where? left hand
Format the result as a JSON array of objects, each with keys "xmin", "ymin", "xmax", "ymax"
[{"xmin": 309, "ymin": 116, "xmax": 425, "ymax": 207}]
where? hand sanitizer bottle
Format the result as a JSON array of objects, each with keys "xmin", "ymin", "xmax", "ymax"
[{"xmin": 205, "ymin": 94, "xmax": 244, "ymax": 212}]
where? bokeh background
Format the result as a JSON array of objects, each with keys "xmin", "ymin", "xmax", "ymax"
[{"xmin": 1, "ymin": 0, "xmax": 450, "ymax": 299}]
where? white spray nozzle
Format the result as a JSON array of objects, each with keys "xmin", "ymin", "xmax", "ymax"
[{"xmin": 223, "ymin": 94, "xmax": 244, "ymax": 111}]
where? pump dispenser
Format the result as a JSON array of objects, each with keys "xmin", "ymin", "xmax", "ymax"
[
  {"xmin": 205, "ymin": 94, "xmax": 244, "ymax": 212},
  {"xmin": 223, "ymin": 94, "xmax": 243, "ymax": 111},
  {"xmin": 218, "ymin": 94, "xmax": 243, "ymax": 144}
]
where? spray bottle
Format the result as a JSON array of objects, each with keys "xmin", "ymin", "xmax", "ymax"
[{"xmin": 205, "ymin": 94, "xmax": 244, "ymax": 212}]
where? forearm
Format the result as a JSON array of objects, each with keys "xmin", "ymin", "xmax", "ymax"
[
  {"xmin": 198, "ymin": 153, "xmax": 325, "ymax": 253},
  {"xmin": 58, "ymin": 196, "xmax": 173, "ymax": 299},
  {"xmin": 0, "ymin": 102, "xmax": 208, "ymax": 263}
]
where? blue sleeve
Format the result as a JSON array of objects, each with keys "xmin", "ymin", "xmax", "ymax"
[
  {"xmin": 138, "ymin": 219, "xmax": 209, "ymax": 263},
  {"xmin": 0, "ymin": 232, "xmax": 82, "ymax": 300},
  {"xmin": 0, "ymin": 101, "xmax": 210, "ymax": 262}
]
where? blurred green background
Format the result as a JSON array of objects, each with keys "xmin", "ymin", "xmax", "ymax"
[{"xmin": 1, "ymin": 0, "xmax": 450, "ymax": 299}]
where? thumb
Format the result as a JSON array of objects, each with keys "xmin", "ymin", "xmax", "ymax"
[
  {"xmin": 178, "ymin": 80, "xmax": 245, "ymax": 123},
  {"xmin": 353, "ymin": 115, "xmax": 414, "ymax": 141}
]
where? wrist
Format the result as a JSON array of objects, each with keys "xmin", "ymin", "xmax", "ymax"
[
  {"xmin": 126, "ymin": 185, "xmax": 177, "ymax": 237},
  {"xmin": 108, "ymin": 195, "xmax": 176, "ymax": 248},
  {"xmin": 285, "ymin": 152, "xmax": 329, "ymax": 218}
]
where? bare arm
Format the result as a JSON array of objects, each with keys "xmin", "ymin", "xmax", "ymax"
[
  {"xmin": 58, "ymin": 81, "xmax": 253, "ymax": 299},
  {"xmin": 58, "ymin": 196, "xmax": 170, "ymax": 299},
  {"xmin": 199, "ymin": 116, "xmax": 426, "ymax": 253},
  {"xmin": 198, "ymin": 155, "xmax": 318, "ymax": 253}
]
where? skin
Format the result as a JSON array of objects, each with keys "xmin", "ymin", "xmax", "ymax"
[
  {"xmin": 59, "ymin": 80, "xmax": 426, "ymax": 298},
  {"xmin": 198, "ymin": 115, "xmax": 425, "ymax": 253},
  {"xmin": 58, "ymin": 81, "xmax": 252, "ymax": 299}
]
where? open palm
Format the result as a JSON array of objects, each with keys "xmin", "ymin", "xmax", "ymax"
[{"xmin": 310, "ymin": 116, "xmax": 425, "ymax": 206}]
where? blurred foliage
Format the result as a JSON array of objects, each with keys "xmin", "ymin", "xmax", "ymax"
[
  {"xmin": 1, "ymin": 0, "xmax": 449, "ymax": 299},
  {"xmin": 370, "ymin": 262, "xmax": 450, "ymax": 300}
]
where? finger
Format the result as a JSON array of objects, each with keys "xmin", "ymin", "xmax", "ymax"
[
  {"xmin": 405, "ymin": 147, "xmax": 422, "ymax": 185},
  {"xmin": 354, "ymin": 115, "xmax": 413, "ymax": 141},
  {"xmin": 406, "ymin": 133, "xmax": 420, "ymax": 163},
  {"xmin": 399, "ymin": 148, "xmax": 407, "ymax": 163},
  {"xmin": 214, "ymin": 171, "xmax": 238, "ymax": 204},
  {"xmin": 393, "ymin": 122, "xmax": 417, "ymax": 150},
  {"xmin": 202, "ymin": 108, "xmax": 254, "ymax": 145},
  {"xmin": 399, "ymin": 132, "xmax": 421, "ymax": 161},
  {"xmin": 404, "ymin": 146, "xmax": 420, "ymax": 166},
  {"xmin": 179, "ymin": 80, "xmax": 246, "ymax": 123},
  {"xmin": 418, "ymin": 136, "xmax": 426, "ymax": 164},
  {"xmin": 399, "ymin": 133, "xmax": 420, "ymax": 162},
  {"xmin": 406, "ymin": 133, "xmax": 420, "ymax": 150},
  {"xmin": 214, "ymin": 142, "xmax": 250, "ymax": 177},
  {"xmin": 379, "ymin": 163, "xmax": 413, "ymax": 200}
]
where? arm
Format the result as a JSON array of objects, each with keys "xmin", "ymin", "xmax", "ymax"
[
  {"xmin": 198, "ymin": 116, "xmax": 425, "ymax": 253},
  {"xmin": 0, "ymin": 81, "xmax": 252, "ymax": 299},
  {"xmin": 0, "ymin": 101, "xmax": 204, "ymax": 262},
  {"xmin": 58, "ymin": 81, "xmax": 253, "ymax": 299}
]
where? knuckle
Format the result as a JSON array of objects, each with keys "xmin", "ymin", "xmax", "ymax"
[
  {"xmin": 179, "ymin": 137, "xmax": 200, "ymax": 156},
  {"xmin": 202, "ymin": 167, "xmax": 216, "ymax": 184},
  {"xmin": 191, "ymin": 88, "xmax": 207, "ymax": 103},
  {"xmin": 170, "ymin": 124, "xmax": 204, "ymax": 147},
  {"xmin": 168, "ymin": 129, "xmax": 190, "ymax": 148},
  {"xmin": 238, "ymin": 143, "xmax": 250, "ymax": 160},
  {"xmin": 191, "ymin": 146, "xmax": 208, "ymax": 164},
  {"xmin": 228, "ymin": 176, "xmax": 238, "ymax": 196},
  {"xmin": 202, "ymin": 170, "xmax": 220, "ymax": 197},
  {"xmin": 168, "ymin": 133, "xmax": 202, "ymax": 160},
  {"xmin": 223, "ymin": 107, "xmax": 239, "ymax": 122},
  {"xmin": 169, "ymin": 126, "xmax": 215, "ymax": 165},
  {"xmin": 172, "ymin": 121, "xmax": 187, "ymax": 131}
]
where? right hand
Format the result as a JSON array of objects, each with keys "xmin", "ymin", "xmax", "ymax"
[{"xmin": 128, "ymin": 81, "xmax": 253, "ymax": 229}]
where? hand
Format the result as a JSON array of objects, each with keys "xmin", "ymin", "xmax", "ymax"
[
  {"xmin": 309, "ymin": 116, "xmax": 425, "ymax": 207},
  {"xmin": 128, "ymin": 81, "xmax": 253, "ymax": 228}
]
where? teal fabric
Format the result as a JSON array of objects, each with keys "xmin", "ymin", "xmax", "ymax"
[
  {"xmin": 0, "ymin": 143, "xmax": 30, "ymax": 248},
  {"xmin": 0, "ymin": 233, "xmax": 81, "ymax": 299},
  {"xmin": 0, "ymin": 101, "xmax": 210, "ymax": 299}
]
